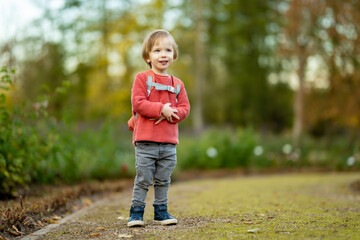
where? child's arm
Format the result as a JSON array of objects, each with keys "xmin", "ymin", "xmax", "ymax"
[
  {"xmin": 151, "ymin": 103, "xmax": 179, "ymax": 124},
  {"xmin": 168, "ymin": 83, "xmax": 190, "ymax": 124},
  {"xmin": 151, "ymin": 85, "xmax": 189, "ymax": 125},
  {"xmin": 132, "ymin": 73, "xmax": 163, "ymax": 118},
  {"xmin": 162, "ymin": 103, "xmax": 180, "ymax": 122}
]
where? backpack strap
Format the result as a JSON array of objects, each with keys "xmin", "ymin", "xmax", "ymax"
[
  {"xmin": 144, "ymin": 70, "xmax": 181, "ymax": 101},
  {"xmin": 148, "ymin": 81, "xmax": 178, "ymax": 94},
  {"xmin": 175, "ymin": 82, "xmax": 180, "ymax": 101},
  {"xmin": 146, "ymin": 76, "xmax": 153, "ymax": 97}
]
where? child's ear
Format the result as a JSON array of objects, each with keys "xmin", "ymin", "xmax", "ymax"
[{"xmin": 147, "ymin": 59, "xmax": 151, "ymax": 63}]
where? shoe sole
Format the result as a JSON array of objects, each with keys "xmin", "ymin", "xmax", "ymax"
[
  {"xmin": 127, "ymin": 220, "xmax": 144, "ymax": 227},
  {"xmin": 154, "ymin": 219, "xmax": 178, "ymax": 226}
]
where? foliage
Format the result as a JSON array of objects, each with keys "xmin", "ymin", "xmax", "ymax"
[
  {"xmin": 0, "ymin": 66, "xmax": 27, "ymax": 197},
  {"xmin": 178, "ymin": 128, "xmax": 257, "ymax": 169},
  {"xmin": 305, "ymin": 0, "xmax": 360, "ymax": 141},
  {"xmin": 177, "ymin": 128, "xmax": 360, "ymax": 171},
  {"xmin": 0, "ymin": 66, "xmax": 134, "ymax": 198},
  {"xmin": 205, "ymin": 0, "xmax": 286, "ymax": 129}
]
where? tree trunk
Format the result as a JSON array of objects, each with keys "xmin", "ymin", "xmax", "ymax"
[
  {"xmin": 292, "ymin": 47, "xmax": 306, "ymax": 149},
  {"xmin": 193, "ymin": 0, "xmax": 205, "ymax": 133}
]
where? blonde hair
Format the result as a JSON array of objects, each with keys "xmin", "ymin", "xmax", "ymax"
[{"xmin": 142, "ymin": 29, "xmax": 178, "ymax": 68}]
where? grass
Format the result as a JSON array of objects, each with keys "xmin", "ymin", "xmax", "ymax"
[
  {"xmin": 156, "ymin": 173, "xmax": 360, "ymax": 239},
  {"xmin": 33, "ymin": 172, "xmax": 360, "ymax": 239}
]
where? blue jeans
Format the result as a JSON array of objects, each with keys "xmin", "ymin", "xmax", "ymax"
[{"xmin": 131, "ymin": 141, "xmax": 177, "ymax": 208}]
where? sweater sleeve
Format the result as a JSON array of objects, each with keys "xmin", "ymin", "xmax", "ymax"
[
  {"xmin": 171, "ymin": 82, "xmax": 190, "ymax": 124},
  {"xmin": 131, "ymin": 73, "xmax": 164, "ymax": 118}
]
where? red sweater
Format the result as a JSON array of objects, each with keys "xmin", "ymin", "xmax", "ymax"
[{"xmin": 131, "ymin": 71, "xmax": 190, "ymax": 145}]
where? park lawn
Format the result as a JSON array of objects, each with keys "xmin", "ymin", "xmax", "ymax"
[{"xmin": 157, "ymin": 173, "xmax": 360, "ymax": 239}]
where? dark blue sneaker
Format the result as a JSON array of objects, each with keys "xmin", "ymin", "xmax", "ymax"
[
  {"xmin": 154, "ymin": 205, "xmax": 177, "ymax": 225},
  {"xmin": 127, "ymin": 206, "xmax": 145, "ymax": 227}
]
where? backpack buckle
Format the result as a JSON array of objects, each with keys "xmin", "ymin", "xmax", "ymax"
[{"xmin": 167, "ymin": 86, "xmax": 175, "ymax": 92}]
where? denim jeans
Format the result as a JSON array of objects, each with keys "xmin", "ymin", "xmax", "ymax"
[{"xmin": 131, "ymin": 141, "xmax": 177, "ymax": 208}]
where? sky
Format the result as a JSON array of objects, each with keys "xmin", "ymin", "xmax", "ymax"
[{"xmin": 0, "ymin": 0, "xmax": 42, "ymax": 42}]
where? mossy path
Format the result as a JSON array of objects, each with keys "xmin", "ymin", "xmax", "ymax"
[{"xmin": 33, "ymin": 173, "xmax": 359, "ymax": 239}]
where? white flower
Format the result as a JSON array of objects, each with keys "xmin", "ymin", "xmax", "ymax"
[
  {"xmin": 206, "ymin": 147, "xmax": 218, "ymax": 158},
  {"xmin": 253, "ymin": 146, "xmax": 264, "ymax": 156},
  {"xmin": 347, "ymin": 156, "xmax": 355, "ymax": 166},
  {"xmin": 282, "ymin": 144, "xmax": 292, "ymax": 154}
]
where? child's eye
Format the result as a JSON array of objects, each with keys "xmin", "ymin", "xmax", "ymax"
[
  {"xmin": 154, "ymin": 49, "xmax": 160, "ymax": 52},
  {"xmin": 167, "ymin": 49, "xmax": 172, "ymax": 52}
]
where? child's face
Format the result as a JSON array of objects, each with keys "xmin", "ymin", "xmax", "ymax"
[{"xmin": 147, "ymin": 37, "xmax": 174, "ymax": 75}]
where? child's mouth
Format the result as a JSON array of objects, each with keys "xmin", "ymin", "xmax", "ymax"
[{"xmin": 159, "ymin": 60, "xmax": 168, "ymax": 65}]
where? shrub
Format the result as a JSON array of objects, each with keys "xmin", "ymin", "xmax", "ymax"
[
  {"xmin": 177, "ymin": 128, "xmax": 360, "ymax": 171},
  {"xmin": 0, "ymin": 66, "xmax": 135, "ymax": 198},
  {"xmin": 178, "ymin": 128, "xmax": 259, "ymax": 169}
]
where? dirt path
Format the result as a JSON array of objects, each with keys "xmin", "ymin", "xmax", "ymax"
[{"xmin": 23, "ymin": 173, "xmax": 360, "ymax": 239}]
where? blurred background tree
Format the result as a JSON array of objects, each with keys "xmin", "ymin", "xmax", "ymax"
[{"xmin": 3, "ymin": 0, "xmax": 293, "ymax": 127}]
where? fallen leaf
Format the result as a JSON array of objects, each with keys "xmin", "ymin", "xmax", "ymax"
[
  {"xmin": 51, "ymin": 215, "xmax": 62, "ymax": 221},
  {"xmin": 8, "ymin": 230, "xmax": 21, "ymax": 236},
  {"xmin": 118, "ymin": 234, "xmax": 134, "ymax": 238},
  {"xmin": 89, "ymin": 232, "xmax": 100, "ymax": 237},
  {"xmin": 37, "ymin": 220, "xmax": 45, "ymax": 227},
  {"xmin": 0, "ymin": 235, "xmax": 7, "ymax": 240},
  {"xmin": 12, "ymin": 225, "xmax": 20, "ymax": 233},
  {"xmin": 247, "ymin": 228, "xmax": 260, "ymax": 233},
  {"xmin": 96, "ymin": 227, "xmax": 107, "ymax": 231},
  {"xmin": 23, "ymin": 216, "xmax": 34, "ymax": 226},
  {"xmin": 72, "ymin": 205, "xmax": 79, "ymax": 211},
  {"xmin": 44, "ymin": 219, "xmax": 59, "ymax": 224},
  {"xmin": 117, "ymin": 216, "xmax": 126, "ymax": 220},
  {"xmin": 83, "ymin": 198, "xmax": 92, "ymax": 206}
]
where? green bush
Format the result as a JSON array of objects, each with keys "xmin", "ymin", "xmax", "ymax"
[
  {"xmin": 178, "ymin": 128, "xmax": 260, "ymax": 169},
  {"xmin": 0, "ymin": 67, "xmax": 135, "ymax": 198},
  {"xmin": 177, "ymin": 128, "xmax": 360, "ymax": 171}
]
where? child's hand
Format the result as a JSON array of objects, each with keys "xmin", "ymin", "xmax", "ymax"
[
  {"xmin": 161, "ymin": 103, "xmax": 180, "ymax": 123},
  {"xmin": 150, "ymin": 115, "xmax": 166, "ymax": 125}
]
